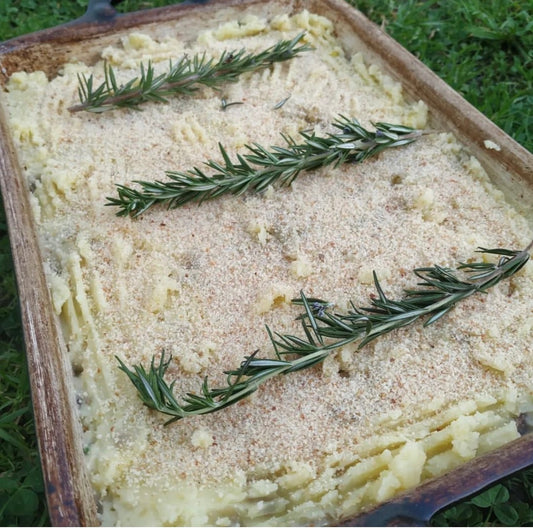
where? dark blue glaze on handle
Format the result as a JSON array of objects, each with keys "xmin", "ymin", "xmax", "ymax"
[
  {"xmin": 77, "ymin": 0, "xmax": 118, "ymax": 24},
  {"xmin": 76, "ymin": 0, "xmax": 210, "ymax": 24}
]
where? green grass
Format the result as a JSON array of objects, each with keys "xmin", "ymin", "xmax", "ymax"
[
  {"xmin": 356, "ymin": 0, "xmax": 532, "ymax": 149},
  {"xmin": 0, "ymin": 209, "xmax": 48, "ymax": 526},
  {"xmin": 0, "ymin": 1, "xmax": 531, "ymax": 526}
]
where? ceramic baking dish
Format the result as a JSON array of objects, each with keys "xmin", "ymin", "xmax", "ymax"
[{"xmin": 0, "ymin": 0, "xmax": 532, "ymax": 525}]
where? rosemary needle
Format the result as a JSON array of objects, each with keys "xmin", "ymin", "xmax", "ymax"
[
  {"xmin": 68, "ymin": 32, "xmax": 311, "ymax": 113},
  {"xmin": 117, "ymin": 241, "xmax": 532, "ymax": 425},
  {"xmin": 106, "ymin": 117, "xmax": 424, "ymax": 217}
]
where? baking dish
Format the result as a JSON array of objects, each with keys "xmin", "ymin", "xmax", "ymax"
[{"xmin": 1, "ymin": 0, "xmax": 532, "ymax": 525}]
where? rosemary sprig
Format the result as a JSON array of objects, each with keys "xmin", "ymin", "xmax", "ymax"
[
  {"xmin": 106, "ymin": 117, "xmax": 423, "ymax": 217},
  {"xmin": 68, "ymin": 32, "xmax": 311, "ymax": 113},
  {"xmin": 118, "ymin": 241, "xmax": 532, "ymax": 424}
]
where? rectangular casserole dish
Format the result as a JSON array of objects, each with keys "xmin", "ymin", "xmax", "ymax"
[{"xmin": 0, "ymin": 0, "xmax": 532, "ymax": 525}]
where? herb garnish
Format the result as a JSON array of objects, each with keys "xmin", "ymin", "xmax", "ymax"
[
  {"xmin": 117, "ymin": 241, "xmax": 532, "ymax": 424},
  {"xmin": 68, "ymin": 32, "xmax": 311, "ymax": 113},
  {"xmin": 220, "ymin": 98, "xmax": 244, "ymax": 110},
  {"xmin": 273, "ymin": 95, "xmax": 291, "ymax": 109},
  {"xmin": 106, "ymin": 117, "xmax": 423, "ymax": 217}
]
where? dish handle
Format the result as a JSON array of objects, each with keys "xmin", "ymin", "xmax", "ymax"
[
  {"xmin": 73, "ymin": 0, "xmax": 117, "ymax": 24},
  {"xmin": 74, "ymin": 0, "xmax": 210, "ymax": 24}
]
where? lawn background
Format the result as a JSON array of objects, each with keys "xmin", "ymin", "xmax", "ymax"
[{"xmin": 0, "ymin": 0, "xmax": 531, "ymax": 526}]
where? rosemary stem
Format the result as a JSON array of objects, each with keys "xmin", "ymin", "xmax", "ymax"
[
  {"xmin": 118, "ymin": 242, "xmax": 531, "ymax": 424},
  {"xmin": 107, "ymin": 118, "xmax": 424, "ymax": 217},
  {"xmin": 68, "ymin": 32, "xmax": 312, "ymax": 113},
  {"xmin": 69, "ymin": 70, "xmax": 224, "ymax": 112}
]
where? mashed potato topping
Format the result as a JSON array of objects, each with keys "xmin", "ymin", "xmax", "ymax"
[{"xmin": 3, "ymin": 8, "xmax": 533, "ymax": 526}]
